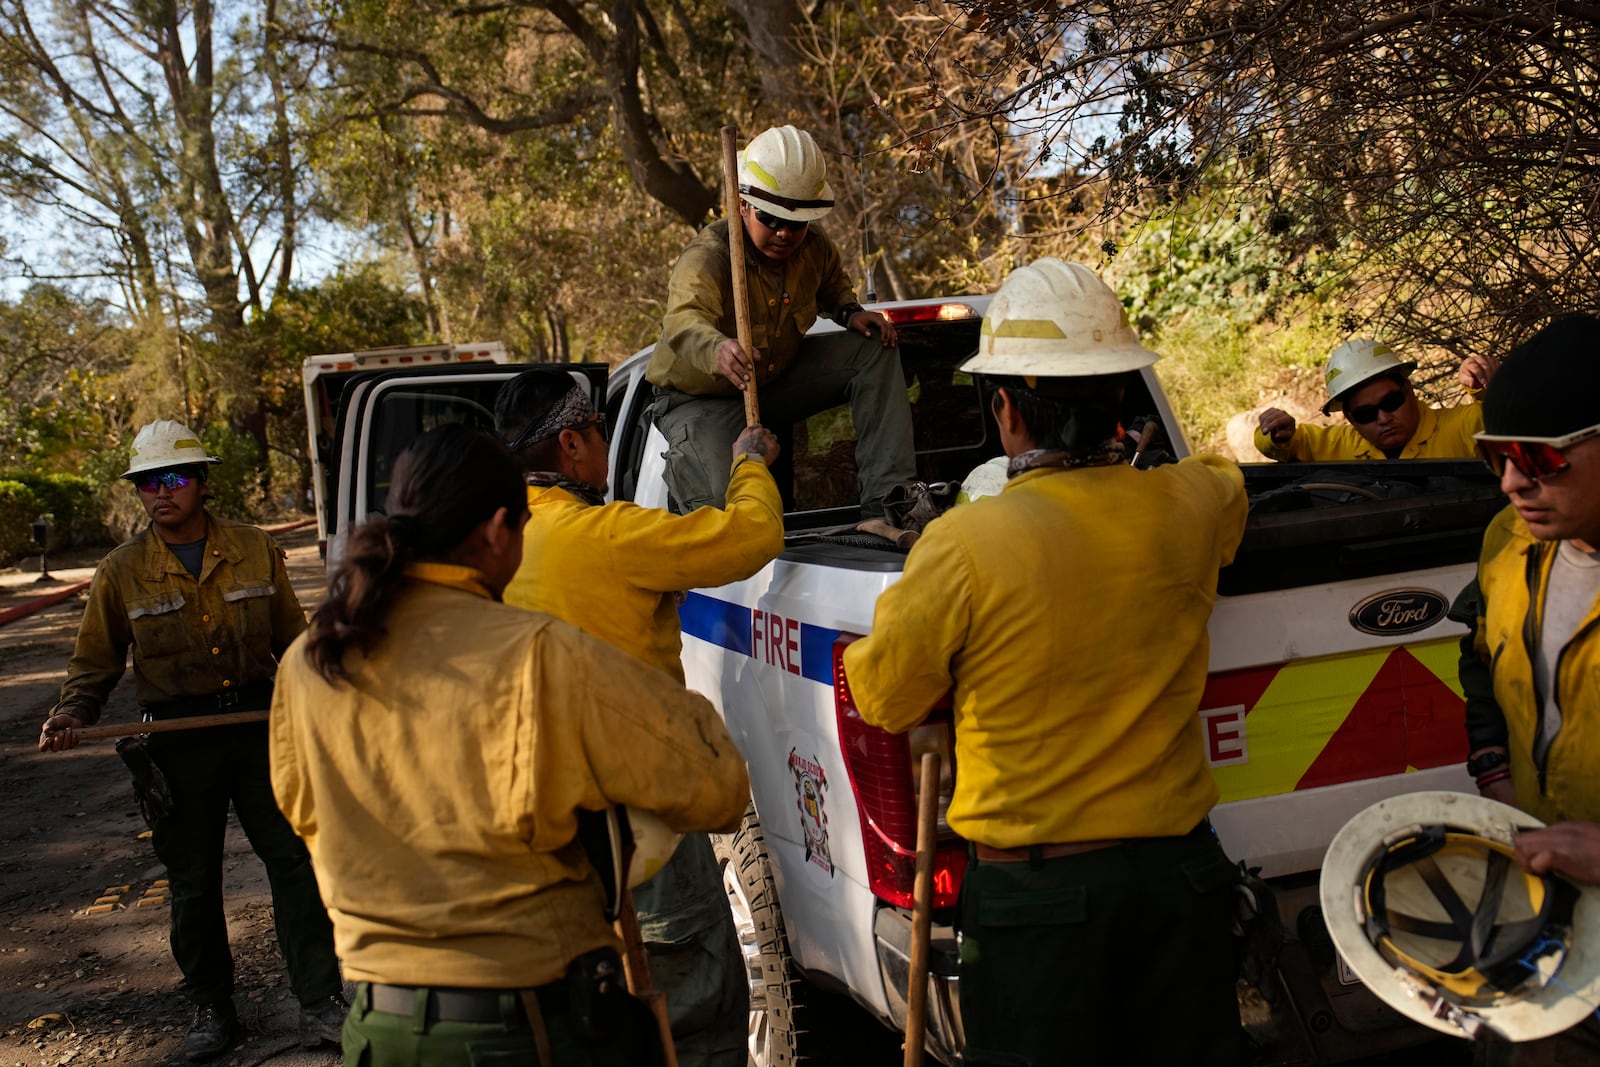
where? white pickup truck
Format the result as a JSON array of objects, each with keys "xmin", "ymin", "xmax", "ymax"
[{"xmin": 312, "ymin": 298, "xmax": 1505, "ymax": 1065}]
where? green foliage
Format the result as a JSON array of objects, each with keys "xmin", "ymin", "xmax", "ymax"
[
  {"xmin": 0, "ymin": 472, "xmax": 105, "ymax": 548},
  {"xmin": 199, "ymin": 424, "xmax": 268, "ymax": 522},
  {"xmin": 1117, "ymin": 195, "xmax": 1348, "ymax": 331},
  {"xmin": 0, "ymin": 284, "xmax": 134, "ymax": 472},
  {"xmin": 1146, "ymin": 309, "xmax": 1343, "ymax": 456},
  {"xmin": 250, "ymin": 265, "xmax": 429, "ymax": 364},
  {"xmin": 0, "ymin": 480, "xmax": 42, "ymax": 562},
  {"xmin": 79, "ymin": 446, "xmax": 145, "ymax": 544}
]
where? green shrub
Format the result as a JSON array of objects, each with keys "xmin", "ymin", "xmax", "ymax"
[
  {"xmin": 0, "ymin": 480, "xmax": 42, "ymax": 563},
  {"xmin": 0, "ymin": 471, "xmax": 106, "ymax": 547},
  {"xmin": 199, "ymin": 423, "xmax": 266, "ymax": 520}
]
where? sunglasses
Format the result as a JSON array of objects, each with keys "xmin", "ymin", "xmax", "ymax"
[
  {"xmin": 133, "ymin": 469, "xmax": 198, "ymax": 493},
  {"xmin": 1345, "ymin": 388, "xmax": 1408, "ymax": 425},
  {"xmin": 581, "ymin": 413, "xmax": 609, "ymax": 442},
  {"xmin": 1477, "ymin": 422, "xmax": 1600, "ymax": 481},
  {"xmin": 749, "ymin": 207, "xmax": 808, "ymax": 234}
]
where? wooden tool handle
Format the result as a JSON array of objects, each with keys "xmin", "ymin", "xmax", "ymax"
[
  {"xmin": 721, "ymin": 124, "xmax": 760, "ymax": 428},
  {"xmin": 70, "ymin": 710, "xmax": 270, "ymax": 741},
  {"xmin": 615, "ymin": 890, "xmax": 680, "ymax": 1067},
  {"xmin": 1130, "ymin": 418, "xmax": 1162, "ymax": 466},
  {"xmin": 903, "ymin": 751, "xmax": 942, "ymax": 1067}
]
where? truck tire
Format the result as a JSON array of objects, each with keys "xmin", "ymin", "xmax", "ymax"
[{"xmin": 712, "ymin": 805, "xmax": 813, "ymax": 1067}]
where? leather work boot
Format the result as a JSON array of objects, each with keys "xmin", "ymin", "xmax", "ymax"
[
  {"xmin": 299, "ymin": 992, "xmax": 348, "ymax": 1048},
  {"xmin": 182, "ymin": 1001, "xmax": 238, "ymax": 1062}
]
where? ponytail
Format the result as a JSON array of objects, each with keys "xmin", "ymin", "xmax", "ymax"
[{"xmin": 304, "ymin": 424, "xmax": 525, "ymax": 684}]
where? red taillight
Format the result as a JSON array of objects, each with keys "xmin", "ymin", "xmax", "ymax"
[
  {"xmin": 877, "ymin": 303, "xmax": 978, "ymax": 326},
  {"xmin": 833, "ymin": 635, "xmax": 966, "ymax": 909}
]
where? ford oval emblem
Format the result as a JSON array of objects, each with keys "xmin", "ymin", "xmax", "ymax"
[{"xmin": 1349, "ymin": 589, "xmax": 1450, "ymax": 636}]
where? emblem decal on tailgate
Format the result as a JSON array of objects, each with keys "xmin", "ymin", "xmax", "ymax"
[
  {"xmin": 788, "ymin": 749, "xmax": 833, "ymax": 876},
  {"xmin": 1348, "ymin": 589, "xmax": 1449, "ymax": 636}
]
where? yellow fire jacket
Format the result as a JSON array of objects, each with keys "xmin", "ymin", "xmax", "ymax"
[
  {"xmin": 55, "ymin": 514, "xmax": 305, "ymax": 720},
  {"xmin": 270, "ymin": 563, "xmax": 751, "ymax": 989},
  {"xmin": 1253, "ymin": 402, "xmax": 1483, "ymax": 462},
  {"xmin": 842, "ymin": 457, "xmax": 1248, "ymax": 848},
  {"xmin": 503, "ymin": 456, "xmax": 783, "ymax": 683},
  {"xmin": 1470, "ymin": 506, "xmax": 1600, "ymax": 824},
  {"xmin": 647, "ymin": 217, "xmax": 860, "ymax": 397}
]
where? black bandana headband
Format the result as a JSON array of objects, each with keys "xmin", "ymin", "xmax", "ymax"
[{"xmin": 505, "ymin": 386, "xmax": 594, "ymax": 453}]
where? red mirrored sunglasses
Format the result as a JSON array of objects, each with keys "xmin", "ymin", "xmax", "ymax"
[{"xmin": 1476, "ymin": 422, "xmax": 1600, "ymax": 481}]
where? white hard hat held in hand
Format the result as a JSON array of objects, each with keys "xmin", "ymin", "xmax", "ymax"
[
  {"xmin": 121, "ymin": 419, "xmax": 222, "ymax": 479},
  {"xmin": 1320, "ymin": 790, "xmax": 1600, "ymax": 1043},
  {"xmin": 626, "ymin": 807, "xmax": 684, "ymax": 887}
]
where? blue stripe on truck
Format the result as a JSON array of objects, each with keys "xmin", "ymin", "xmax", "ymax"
[
  {"xmin": 679, "ymin": 591, "xmax": 840, "ymax": 685},
  {"xmin": 798, "ymin": 620, "xmax": 841, "ymax": 686},
  {"xmin": 679, "ymin": 591, "xmax": 752, "ymax": 655}
]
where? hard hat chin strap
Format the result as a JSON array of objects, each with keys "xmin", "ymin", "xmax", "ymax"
[{"xmin": 1363, "ymin": 825, "xmax": 1578, "ymax": 1006}]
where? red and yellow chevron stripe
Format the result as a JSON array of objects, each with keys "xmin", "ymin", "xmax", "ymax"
[{"xmin": 1201, "ymin": 637, "xmax": 1466, "ymax": 803}]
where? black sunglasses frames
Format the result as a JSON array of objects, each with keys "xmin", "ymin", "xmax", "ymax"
[
  {"xmin": 1346, "ymin": 388, "xmax": 1408, "ymax": 425},
  {"xmin": 747, "ymin": 206, "xmax": 808, "ymax": 234}
]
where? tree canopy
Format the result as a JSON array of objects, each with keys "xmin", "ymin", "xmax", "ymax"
[
  {"xmin": 2, "ymin": 0, "xmax": 1596, "ymax": 513},
  {"xmin": 911, "ymin": 0, "xmax": 1600, "ymax": 357}
]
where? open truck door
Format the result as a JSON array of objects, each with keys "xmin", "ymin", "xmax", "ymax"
[
  {"xmin": 327, "ymin": 362, "xmax": 608, "ymax": 569},
  {"xmin": 304, "ymin": 342, "xmax": 510, "ymax": 557}
]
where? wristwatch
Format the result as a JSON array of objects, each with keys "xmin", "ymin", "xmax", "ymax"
[{"xmin": 1466, "ymin": 750, "xmax": 1509, "ymax": 779}]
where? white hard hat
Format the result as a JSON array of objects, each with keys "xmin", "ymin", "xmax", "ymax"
[
  {"xmin": 956, "ymin": 456, "xmax": 1008, "ymax": 505},
  {"xmin": 626, "ymin": 807, "xmax": 683, "ymax": 887},
  {"xmin": 738, "ymin": 125, "xmax": 835, "ymax": 223},
  {"xmin": 1321, "ymin": 338, "xmax": 1417, "ymax": 415},
  {"xmin": 960, "ymin": 259, "xmax": 1159, "ymax": 378},
  {"xmin": 122, "ymin": 419, "xmax": 221, "ymax": 478},
  {"xmin": 1320, "ymin": 791, "xmax": 1600, "ymax": 1043}
]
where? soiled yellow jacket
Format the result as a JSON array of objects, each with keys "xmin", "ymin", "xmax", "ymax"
[
  {"xmin": 269, "ymin": 564, "xmax": 750, "ymax": 988},
  {"xmin": 57, "ymin": 514, "xmax": 305, "ymax": 720},
  {"xmin": 1253, "ymin": 402, "xmax": 1483, "ymax": 461},
  {"xmin": 842, "ymin": 457, "xmax": 1248, "ymax": 848},
  {"xmin": 647, "ymin": 217, "xmax": 859, "ymax": 396},
  {"xmin": 503, "ymin": 456, "xmax": 783, "ymax": 682},
  {"xmin": 1471, "ymin": 506, "xmax": 1600, "ymax": 824}
]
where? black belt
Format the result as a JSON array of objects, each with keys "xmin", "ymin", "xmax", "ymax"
[
  {"xmin": 145, "ymin": 681, "xmax": 274, "ymax": 719},
  {"xmin": 364, "ymin": 981, "xmax": 567, "ymax": 1024}
]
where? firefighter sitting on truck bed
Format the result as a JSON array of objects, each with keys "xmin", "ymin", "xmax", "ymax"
[
  {"xmin": 1255, "ymin": 338, "xmax": 1497, "ymax": 461},
  {"xmin": 842, "ymin": 259, "xmax": 1249, "ymax": 1067},
  {"xmin": 646, "ymin": 124, "xmax": 913, "ymax": 519},
  {"xmin": 493, "ymin": 369, "xmax": 784, "ymax": 1067},
  {"xmin": 269, "ymin": 425, "xmax": 751, "ymax": 1066},
  {"xmin": 1455, "ymin": 313, "xmax": 1600, "ymax": 1064},
  {"xmin": 37, "ymin": 419, "xmax": 344, "ymax": 1063}
]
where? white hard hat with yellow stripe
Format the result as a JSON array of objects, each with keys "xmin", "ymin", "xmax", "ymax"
[
  {"xmin": 122, "ymin": 419, "xmax": 221, "ymax": 479},
  {"xmin": 738, "ymin": 125, "xmax": 835, "ymax": 223},
  {"xmin": 960, "ymin": 258, "xmax": 1160, "ymax": 378},
  {"xmin": 1321, "ymin": 338, "xmax": 1418, "ymax": 415}
]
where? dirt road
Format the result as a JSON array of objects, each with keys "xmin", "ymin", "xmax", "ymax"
[{"xmin": 0, "ymin": 525, "xmax": 341, "ymax": 1067}]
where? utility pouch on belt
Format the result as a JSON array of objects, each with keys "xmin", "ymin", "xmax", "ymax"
[
  {"xmin": 115, "ymin": 737, "xmax": 174, "ymax": 827},
  {"xmin": 565, "ymin": 945, "xmax": 626, "ymax": 1046}
]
